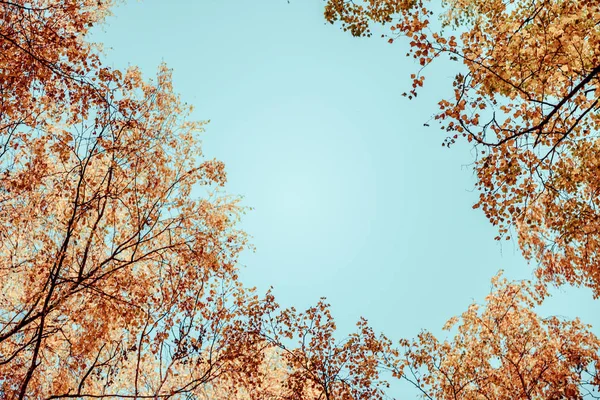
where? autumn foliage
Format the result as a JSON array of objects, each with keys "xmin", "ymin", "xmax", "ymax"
[
  {"xmin": 0, "ymin": 1, "xmax": 259, "ymax": 393},
  {"xmin": 400, "ymin": 274, "xmax": 600, "ymax": 399},
  {"xmin": 325, "ymin": 0, "xmax": 600, "ymax": 297},
  {"xmin": 1, "ymin": 0, "xmax": 599, "ymax": 398},
  {"xmin": 0, "ymin": 1, "xmax": 394, "ymax": 398},
  {"xmin": 323, "ymin": 0, "xmax": 600, "ymax": 397}
]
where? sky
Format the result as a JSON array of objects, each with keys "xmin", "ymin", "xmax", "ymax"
[{"xmin": 94, "ymin": 0, "xmax": 598, "ymax": 394}]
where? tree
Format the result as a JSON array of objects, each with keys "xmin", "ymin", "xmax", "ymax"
[
  {"xmin": 0, "ymin": 0, "xmax": 118, "ymax": 144},
  {"xmin": 259, "ymin": 296, "xmax": 393, "ymax": 400},
  {"xmin": 199, "ymin": 295, "xmax": 395, "ymax": 400},
  {"xmin": 397, "ymin": 274, "xmax": 600, "ymax": 399},
  {"xmin": 0, "ymin": 57, "xmax": 261, "ymax": 397},
  {"xmin": 4, "ymin": 0, "xmax": 598, "ymax": 398},
  {"xmin": 323, "ymin": 0, "xmax": 600, "ymax": 297},
  {"xmin": 0, "ymin": 1, "xmax": 395, "ymax": 398},
  {"xmin": 323, "ymin": 1, "xmax": 600, "ymax": 397}
]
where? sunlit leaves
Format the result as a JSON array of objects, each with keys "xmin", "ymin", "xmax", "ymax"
[
  {"xmin": 323, "ymin": 0, "xmax": 600, "ymax": 397},
  {"xmin": 402, "ymin": 274, "xmax": 600, "ymax": 399},
  {"xmin": 0, "ymin": 1, "xmax": 399, "ymax": 398},
  {"xmin": 323, "ymin": 0, "xmax": 600, "ymax": 297}
]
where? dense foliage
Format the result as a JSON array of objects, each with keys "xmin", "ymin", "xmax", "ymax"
[{"xmin": 1, "ymin": 0, "xmax": 598, "ymax": 398}]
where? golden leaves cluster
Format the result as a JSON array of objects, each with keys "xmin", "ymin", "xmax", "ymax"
[
  {"xmin": 403, "ymin": 274, "xmax": 600, "ymax": 399},
  {"xmin": 325, "ymin": 0, "xmax": 600, "ymax": 293}
]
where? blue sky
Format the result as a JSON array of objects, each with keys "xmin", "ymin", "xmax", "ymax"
[{"xmin": 94, "ymin": 0, "xmax": 598, "ymax": 393}]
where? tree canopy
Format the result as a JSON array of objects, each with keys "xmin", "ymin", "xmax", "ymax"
[
  {"xmin": 324, "ymin": 0, "xmax": 600, "ymax": 397},
  {"xmin": 1, "ymin": 0, "xmax": 599, "ymax": 398},
  {"xmin": 325, "ymin": 0, "xmax": 600, "ymax": 297},
  {"xmin": 0, "ymin": 1, "xmax": 394, "ymax": 398}
]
